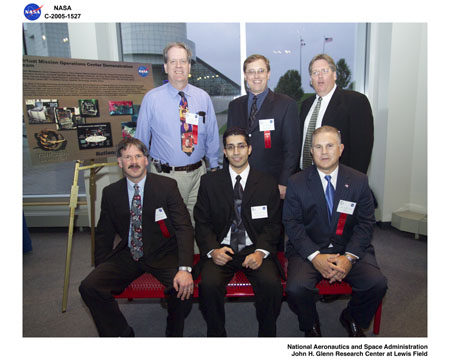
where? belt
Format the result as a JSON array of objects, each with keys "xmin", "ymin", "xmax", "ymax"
[{"xmin": 152, "ymin": 159, "xmax": 202, "ymax": 173}]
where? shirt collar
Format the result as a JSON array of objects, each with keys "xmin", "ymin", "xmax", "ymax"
[
  {"xmin": 317, "ymin": 84, "xmax": 337, "ymax": 103},
  {"xmin": 249, "ymin": 87, "xmax": 269, "ymax": 105},
  {"xmin": 126, "ymin": 175, "xmax": 146, "ymax": 193},
  {"xmin": 167, "ymin": 82, "xmax": 190, "ymax": 98},
  {"xmin": 229, "ymin": 164, "xmax": 250, "ymax": 189},
  {"xmin": 317, "ymin": 165, "xmax": 339, "ymax": 188}
]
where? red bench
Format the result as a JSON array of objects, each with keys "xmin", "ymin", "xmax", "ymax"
[{"xmin": 115, "ymin": 252, "xmax": 382, "ymax": 334}]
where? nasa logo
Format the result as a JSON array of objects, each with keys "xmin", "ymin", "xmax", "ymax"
[
  {"xmin": 138, "ymin": 66, "xmax": 149, "ymax": 77},
  {"xmin": 24, "ymin": 3, "xmax": 43, "ymax": 21}
]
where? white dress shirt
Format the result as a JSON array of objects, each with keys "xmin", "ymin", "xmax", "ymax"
[
  {"xmin": 208, "ymin": 164, "xmax": 269, "ymax": 257},
  {"xmin": 300, "ymin": 84, "xmax": 337, "ymax": 168}
]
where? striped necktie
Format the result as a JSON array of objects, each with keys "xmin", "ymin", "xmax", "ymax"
[{"xmin": 302, "ymin": 97, "xmax": 322, "ymax": 169}]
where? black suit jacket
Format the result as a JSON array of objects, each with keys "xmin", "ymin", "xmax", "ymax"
[
  {"xmin": 194, "ymin": 167, "xmax": 282, "ymax": 257},
  {"xmin": 283, "ymin": 164, "xmax": 376, "ymax": 264},
  {"xmin": 299, "ymin": 87, "xmax": 374, "ymax": 174},
  {"xmin": 227, "ymin": 89, "xmax": 300, "ymax": 185},
  {"xmin": 95, "ymin": 173, "xmax": 194, "ymax": 269}
]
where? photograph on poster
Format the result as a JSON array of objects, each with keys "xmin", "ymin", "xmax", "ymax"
[
  {"xmin": 55, "ymin": 107, "xmax": 86, "ymax": 130},
  {"xmin": 131, "ymin": 104, "xmax": 140, "ymax": 122},
  {"xmin": 76, "ymin": 123, "xmax": 113, "ymax": 150},
  {"xmin": 33, "ymin": 129, "xmax": 67, "ymax": 151},
  {"xmin": 79, "ymin": 99, "xmax": 99, "ymax": 117},
  {"xmin": 109, "ymin": 100, "xmax": 134, "ymax": 115},
  {"xmin": 25, "ymin": 99, "xmax": 58, "ymax": 124},
  {"xmin": 121, "ymin": 121, "xmax": 136, "ymax": 139}
]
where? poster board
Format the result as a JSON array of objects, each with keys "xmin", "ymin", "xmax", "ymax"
[{"xmin": 23, "ymin": 55, "xmax": 153, "ymax": 165}]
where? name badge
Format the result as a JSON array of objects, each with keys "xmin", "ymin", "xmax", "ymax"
[
  {"xmin": 251, "ymin": 205, "xmax": 268, "ymax": 219},
  {"xmin": 259, "ymin": 119, "xmax": 275, "ymax": 132},
  {"xmin": 155, "ymin": 208, "xmax": 168, "ymax": 222},
  {"xmin": 186, "ymin": 112, "xmax": 199, "ymax": 126},
  {"xmin": 337, "ymin": 200, "xmax": 356, "ymax": 215}
]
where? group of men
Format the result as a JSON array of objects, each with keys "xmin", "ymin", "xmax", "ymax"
[{"xmin": 79, "ymin": 42, "xmax": 387, "ymax": 337}]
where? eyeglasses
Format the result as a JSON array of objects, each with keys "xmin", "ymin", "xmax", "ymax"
[
  {"xmin": 311, "ymin": 68, "xmax": 331, "ymax": 77},
  {"xmin": 245, "ymin": 68, "xmax": 267, "ymax": 77},
  {"xmin": 225, "ymin": 144, "xmax": 248, "ymax": 151}
]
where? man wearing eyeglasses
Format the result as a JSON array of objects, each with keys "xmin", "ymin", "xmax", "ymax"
[
  {"xmin": 136, "ymin": 42, "xmax": 220, "ymax": 229},
  {"xmin": 300, "ymin": 54, "xmax": 374, "ymax": 174},
  {"xmin": 227, "ymin": 54, "xmax": 300, "ymax": 201},
  {"xmin": 194, "ymin": 127, "xmax": 284, "ymax": 337}
]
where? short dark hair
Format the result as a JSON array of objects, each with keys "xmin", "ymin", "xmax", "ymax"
[
  {"xmin": 223, "ymin": 127, "xmax": 250, "ymax": 147},
  {"xmin": 163, "ymin": 42, "xmax": 192, "ymax": 64},
  {"xmin": 116, "ymin": 137, "xmax": 149, "ymax": 158},
  {"xmin": 243, "ymin": 54, "xmax": 270, "ymax": 73}
]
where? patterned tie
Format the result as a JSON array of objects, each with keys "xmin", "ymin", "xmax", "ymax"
[
  {"xmin": 324, "ymin": 175, "xmax": 334, "ymax": 222},
  {"xmin": 230, "ymin": 175, "xmax": 246, "ymax": 253},
  {"xmin": 302, "ymin": 97, "xmax": 322, "ymax": 169},
  {"xmin": 130, "ymin": 184, "xmax": 143, "ymax": 261},
  {"xmin": 179, "ymin": 91, "xmax": 193, "ymax": 156},
  {"xmin": 248, "ymin": 95, "xmax": 258, "ymax": 129}
]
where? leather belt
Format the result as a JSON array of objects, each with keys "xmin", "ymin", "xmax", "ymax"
[{"xmin": 152, "ymin": 159, "xmax": 202, "ymax": 173}]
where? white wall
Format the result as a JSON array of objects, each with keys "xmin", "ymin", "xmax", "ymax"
[{"xmin": 367, "ymin": 23, "xmax": 427, "ymax": 222}]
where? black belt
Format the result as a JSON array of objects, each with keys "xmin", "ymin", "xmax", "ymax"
[{"xmin": 152, "ymin": 159, "xmax": 202, "ymax": 173}]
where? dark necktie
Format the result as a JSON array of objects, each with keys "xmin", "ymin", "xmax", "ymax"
[
  {"xmin": 248, "ymin": 95, "xmax": 258, "ymax": 129},
  {"xmin": 302, "ymin": 97, "xmax": 322, "ymax": 169},
  {"xmin": 179, "ymin": 91, "xmax": 193, "ymax": 156},
  {"xmin": 130, "ymin": 184, "xmax": 143, "ymax": 261},
  {"xmin": 230, "ymin": 175, "xmax": 246, "ymax": 253},
  {"xmin": 324, "ymin": 175, "xmax": 334, "ymax": 222}
]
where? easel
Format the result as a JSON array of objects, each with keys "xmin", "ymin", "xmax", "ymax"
[{"xmin": 62, "ymin": 159, "xmax": 117, "ymax": 313}]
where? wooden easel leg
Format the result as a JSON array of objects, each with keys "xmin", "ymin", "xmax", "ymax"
[
  {"xmin": 62, "ymin": 161, "xmax": 80, "ymax": 313},
  {"xmin": 89, "ymin": 161, "xmax": 96, "ymax": 266}
]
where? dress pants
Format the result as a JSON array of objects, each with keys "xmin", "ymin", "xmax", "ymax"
[
  {"xmin": 285, "ymin": 254, "xmax": 387, "ymax": 331},
  {"xmin": 79, "ymin": 248, "xmax": 192, "ymax": 337},
  {"xmin": 198, "ymin": 249, "xmax": 283, "ymax": 337}
]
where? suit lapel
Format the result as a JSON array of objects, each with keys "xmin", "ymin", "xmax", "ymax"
[
  {"xmin": 219, "ymin": 169, "xmax": 235, "ymax": 209},
  {"xmin": 307, "ymin": 168, "xmax": 330, "ymax": 227},
  {"xmin": 330, "ymin": 166, "xmax": 351, "ymax": 227},
  {"xmin": 322, "ymin": 87, "xmax": 341, "ymax": 126},
  {"xmin": 242, "ymin": 167, "xmax": 259, "ymax": 207}
]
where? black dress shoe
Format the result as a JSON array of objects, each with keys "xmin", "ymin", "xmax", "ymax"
[
  {"xmin": 339, "ymin": 309, "xmax": 365, "ymax": 337},
  {"xmin": 305, "ymin": 322, "xmax": 322, "ymax": 337}
]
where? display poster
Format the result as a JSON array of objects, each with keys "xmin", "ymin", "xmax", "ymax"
[{"xmin": 23, "ymin": 55, "xmax": 153, "ymax": 164}]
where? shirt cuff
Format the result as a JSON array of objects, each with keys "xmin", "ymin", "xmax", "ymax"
[
  {"xmin": 255, "ymin": 249, "xmax": 269, "ymax": 258},
  {"xmin": 308, "ymin": 250, "xmax": 320, "ymax": 262},
  {"xmin": 345, "ymin": 251, "xmax": 359, "ymax": 259}
]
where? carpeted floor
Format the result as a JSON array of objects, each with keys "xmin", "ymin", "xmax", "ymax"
[{"xmin": 22, "ymin": 224, "xmax": 427, "ymax": 338}]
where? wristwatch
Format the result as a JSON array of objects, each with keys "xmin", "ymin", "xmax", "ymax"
[
  {"xmin": 178, "ymin": 266, "xmax": 192, "ymax": 273},
  {"xmin": 345, "ymin": 255, "xmax": 357, "ymax": 265}
]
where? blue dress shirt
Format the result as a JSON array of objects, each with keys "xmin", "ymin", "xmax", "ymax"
[{"xmin": 136, "ymin": 82, "xmax": 220, "ymax": 168}]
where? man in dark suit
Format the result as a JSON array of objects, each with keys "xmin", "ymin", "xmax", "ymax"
[
  {"xmin": 194, "ymin": 127, "xmax": 283, "ymax": 337},
  {"xmin": 299, "ymin": 54, "xmax": 374, "ymax": 174},
  {"xmin": 283, "ymin": 126, "xmax": 387, "ymax": 337},
  {"xmin": 79, "ymin": 138, "xmax": 194, "ymax": 337},
  {"xmin": 227, "ymin": 54, "xmax": 300, "ymax": 200}
]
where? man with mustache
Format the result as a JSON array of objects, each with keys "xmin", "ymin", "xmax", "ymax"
[{"xmin": 79, "ymin": 137, "xmax": 195, "ymax": 337}]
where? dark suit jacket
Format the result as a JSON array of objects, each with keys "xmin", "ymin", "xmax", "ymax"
[
  {"xmin": 194, "ymin": 167, "xmax": 282, "ymax": 257},
  {"xmin": 299, "ymin": 87, "xmax": 374, "ymax": 174},
  {"xmin": 227, "ymin": 89, "xmax": 300, "ymax": 185},
  {"xmin": 283, "ymin": 164, "xmax": 376, "ymax": 264},
  {"xmin": 95, "ymin": 173, "xmax": 194, "ymax": 269}
]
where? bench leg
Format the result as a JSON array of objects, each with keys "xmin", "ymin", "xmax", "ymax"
[{"xmin": 373, "ymin": 302, "xmax": 382, "ymax": 335}]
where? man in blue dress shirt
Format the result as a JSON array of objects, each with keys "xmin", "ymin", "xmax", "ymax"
[{"xmin": 136, "ymin": 42, "xmax": 220, "ymax": 226}]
